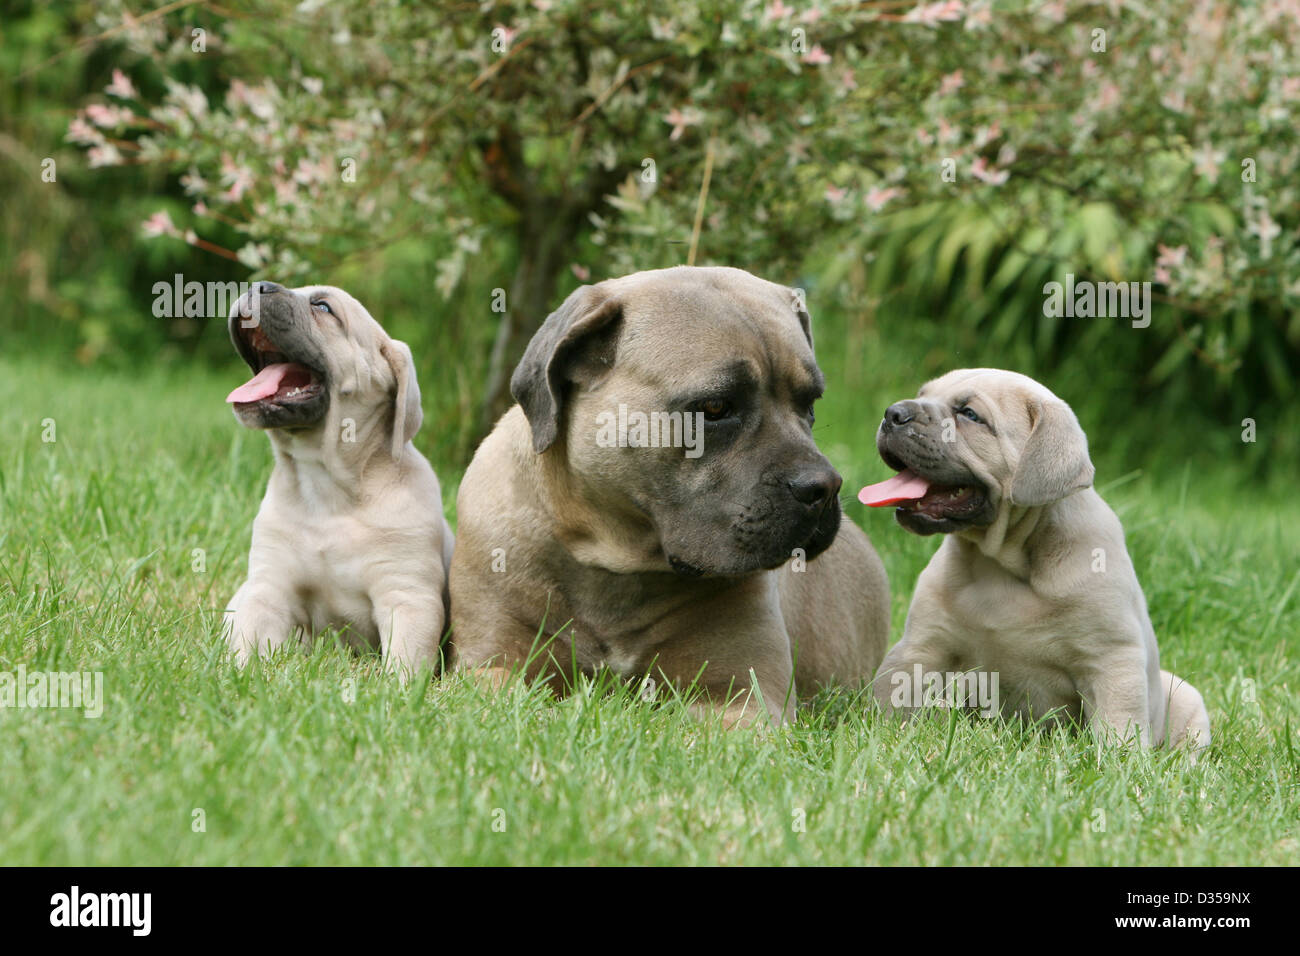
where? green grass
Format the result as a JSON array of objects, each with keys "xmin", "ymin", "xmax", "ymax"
[{"xmin": 0, "ymin": 344, "xmax": 1296, "ymax": 866}]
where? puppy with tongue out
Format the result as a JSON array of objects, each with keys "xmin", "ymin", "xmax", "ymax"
[
  {"xmin": 222, "ymin": 282, "xmax": 454, "ymax": 677},
  {"xmin": 859, "ymin": 368, "xmax": 1210, "ymax": 757}
]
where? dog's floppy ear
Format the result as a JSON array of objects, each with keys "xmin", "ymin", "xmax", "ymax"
[
  {"xmin": 1008, "ymin": 398, "xmax": 1095, "ymax": 507},
  {"xmin": 380, "ymin": 338, "xmax": 422, "ymax": 461},
  {"xmin": 511, "ymin": 284, "xmax": 622, "ymax": 453},
  {"xmin": 789, "ymin": 288, "xmax": 813, "ymax": 348}
]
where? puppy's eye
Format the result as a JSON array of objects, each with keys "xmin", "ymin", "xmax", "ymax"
[
  {"xmin": 311, "ymin": 300, "xmax": 334, "ymax": 315},
  {"xmin": 805, "ymin": 403, "xmax": 816, "ymax": 425},
  {"xmin": 956, "ymin": 405, "xmax": 982, "ymax": 423},
  {"xmin": 698, "ymin": 399, "xmax": 733, "ymax": 422}
]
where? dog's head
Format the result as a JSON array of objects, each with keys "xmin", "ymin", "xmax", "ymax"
[
  {"xmin": 861, "ymin": 368, "xmax": 1094, "ymax": 535},
  {"xmin": 227, "ymin": 282, "xmax": 421, "ymax": 460},
  {"xmin": 511, "ymin": 266, "xmax": 842, "ymax": 577}
]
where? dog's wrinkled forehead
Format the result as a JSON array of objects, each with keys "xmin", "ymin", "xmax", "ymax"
[
  {"xmin": 611, "ymin": 266, "xmax": 815, "ymax": 375},
  {"xmin": 290, "ymin": 285, "xmax": 381, "ymax": 338},
  {"xmin": 920, "ymin": 368, "xmax": 1058, "ymax": 423}
]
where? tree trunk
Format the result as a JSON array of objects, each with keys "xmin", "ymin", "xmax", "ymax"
[{"xmin": 475, "ymin": 199, "xmax": 584, "ymax": 441}]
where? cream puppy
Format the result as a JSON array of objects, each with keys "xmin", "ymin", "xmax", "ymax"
[
  {"xmin": 860, "ymin": 368, "xmax": 1210, "ymax": 754},
  {"xmin": 222, "ymin": 282, "xmax": 453, "ymax": 675}
]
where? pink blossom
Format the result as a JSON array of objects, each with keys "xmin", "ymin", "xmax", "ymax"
[
  {"xmin": 227, "ymin": 79, "xmax": 250, "ymax": 108},
  {"xmin": 1191, "ymin": 143, "xmax": 1225, "ymax": 181},
  {"xmin": 964, "ymin": 4, "xmax": 992, "ymax": 28},
  {"xmin": 1155, "ymin": 245, "xmax": 1186, "ymax": 268},
  {"xmin": 664, "ymin": 107, "xmax": 702, "ymax": 141},
  {"xmin": 904, "ymin": 1, "xmax": 964, "ymax": 27},
  {"xmin": 1039, "ymin": 0, "xmax": 1066, "ymax": 23},
  {"xmin": 141, "ymin": 211, "xmax": 179, "ymax": 238},
  {"xmin": 1089, "ymin": 83, "xmax": 1120, "ymax": 111},
  {"xmin": 571, "ymin": 263, "xmax": 591, "ymax": 280},
  {"xmin": 838, "ymin": 69, "xmax": 858, "ymax": 92},
  {"xmin": 973, "ymin": 121, "xmax": 1001, "ymax": 148},
  {"xmin": 84, "ymin": 103, "xmax": 132, "ymax": 128},
  {"xmin": 87, "ymin": 144, "xmax": 123, "ymax": 168},
  {"xmin": 106, "ymin": 69, "xmax": 136, "ymax": 99},
  {"xmin": 765, "ymin": 1, "xmax": 793, "ymax": 21},
  {"xmin": 970, "ymin": 156, "xmax": 1008, "ymax": 185},
  {"xmin": 1019, "ymin": 50, "xmax": 1048, "ymax": 74},
  {"xmin": 939, "ymin": 70, "xmax": 964, "ymax": 95},
  {"xmin": 802, "ymin": 45, "xmax": 831, "ymax": 66},
  {"xmin": 1248, "ymin": 209, "xmax": 1281, "ymax": 257},
  {"xmin": 219, "ymin": 153, "xmax": 255, "ymax": 202},
  {"xmin": 66, "ymin": 116, "xmax": 103, "ymax": 146},
  {"xmin": 865, "ymin": 186, "xmax": 904, "ymax": 211},
  {"xmin": 824, "ymin": 185, "xmax": 847, "ymax": 204}
]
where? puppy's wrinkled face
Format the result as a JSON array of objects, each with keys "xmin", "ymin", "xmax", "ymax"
[
  {"xmin": 866, "ymin": 369, "xmax": 1051, "ymax": 535},
  {"xmin": 227, "ymin": 283, "xmax": 394, "ymax": 434},
  {"xmin": 864, "ymin": 368, "xmax": 1094, "ymax": 535},
  {"xmin": 562, "ymin": 268, "xmax": 843, "ymax": 577}
]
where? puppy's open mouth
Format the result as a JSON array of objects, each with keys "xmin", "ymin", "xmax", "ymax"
[
  {"xmin": 227, "ymin": 324, "xmax": 325, "ymax": 409},
  {"xmin": 858, "ymin": 468, "xmax": 990, "ymax": 534}
]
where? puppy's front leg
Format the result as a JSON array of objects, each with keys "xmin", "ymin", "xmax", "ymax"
[
  {"xmin": 373, "ymin": 592, "xmax": 445, "ymax": 680},
  {"xmin": 872, "ymin": 639, "xmax": 953, "ymax": 718},
  {"xmin": 1079, "ymin": 660, "xmax": 1152, "ymax": 748},
  {"xmin": 223, "ymin": 580, "xmax": 302, "ymax": 666}
]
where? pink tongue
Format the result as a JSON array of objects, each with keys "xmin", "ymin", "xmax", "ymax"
[
  {"xmin": 227, "ymin": 363, "xmax": 293, "ymax": 404},
  {"xmin": 858, "ymin": 469, "xmax": 931, "ymax": 507}
]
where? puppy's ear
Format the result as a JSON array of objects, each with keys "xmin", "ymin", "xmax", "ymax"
[
  {"xmin": 380, "ymin": 339, "xmax": 422, "ymax": 461},
  {"xmin": 510, "ymin": 284, "xmax": 622, "ymax": 453},
  {"xmin": 1008, "ymin": 399, "xmax": 1095, "ymax": 507}
]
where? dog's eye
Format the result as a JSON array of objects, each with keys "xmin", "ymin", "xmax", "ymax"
[
  {"xmin": 805, "ymin": 403, "xmax": 816, "ymax": 425},
  {"xmin": 311, "ymin": 300, "xmax": 334, "ymax": 315},
  {"xmin": 698, "ymin": 399, "xmax": 733, "ymax": 422},
  {"xmin": 957, "ymin": 405, "xmax": 982, "ymax": 423}
]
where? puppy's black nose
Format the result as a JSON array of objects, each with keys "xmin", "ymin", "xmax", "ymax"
[
  {"xmin": 789, "ymin": 468, "xmax": 842, "ymax": 507},
  {"xmin": 884, "ymin": 401, "xmax": 916, "ymax": 427},
  {"xmin": 256, "ymin": 281, "xmax": 284, "ymax": 295}
]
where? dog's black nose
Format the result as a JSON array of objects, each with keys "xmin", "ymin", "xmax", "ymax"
[
  {"xmin": 788, "ymin": 468, "xmax": 842, "ymax": 507},
  {"xmin": 884, "ymin": 402, "xmax": 916, "ymax": 427},
  {"xmin": 256, "ymin": 281, "xmax": 284, "ymax": 295}
]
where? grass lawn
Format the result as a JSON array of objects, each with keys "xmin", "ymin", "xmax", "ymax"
[{"xmin": 0, "ymin": 349, "xmax": 1296, "ymax": 866}]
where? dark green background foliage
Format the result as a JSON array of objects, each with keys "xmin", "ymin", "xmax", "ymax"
[{"xmin": 3, "ymin": 0, "xmax": 1296, "ymax": 474}]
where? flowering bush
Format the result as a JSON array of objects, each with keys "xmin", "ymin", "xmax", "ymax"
[{"xmin": 70, "ymin": 0, "xmax": 1300, "ymax": 413}]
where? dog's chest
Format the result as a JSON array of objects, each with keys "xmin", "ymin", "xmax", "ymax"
[
  {"xmin": 942, "ymin": 576, "xmax": 1083, "ymax": 710},
  {"xmin": 542, "ymin": 566, "xmax": 704, "ymax": 677},
  {"xmin": 252, "ymin": 513, "xmax": 380, "ymax": 637}
]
